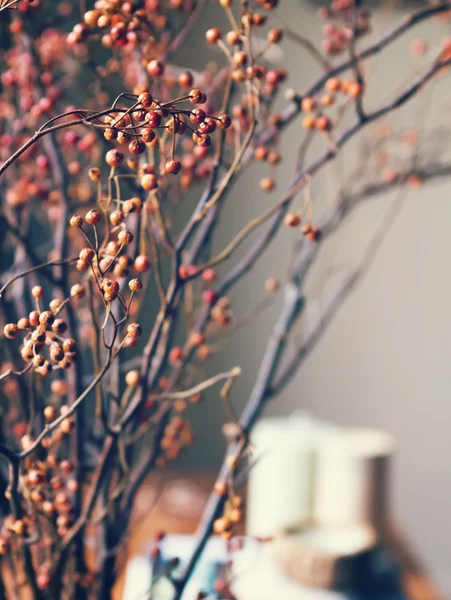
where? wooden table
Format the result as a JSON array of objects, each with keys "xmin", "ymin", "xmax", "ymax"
[{"xmin": 113, "ymin": 472, "xmax": 445, "ymax": 600}]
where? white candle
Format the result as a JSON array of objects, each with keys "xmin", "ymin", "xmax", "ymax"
[{"xmin": 246, "ymin": 412, "xmax": 339, "ymax": 538}]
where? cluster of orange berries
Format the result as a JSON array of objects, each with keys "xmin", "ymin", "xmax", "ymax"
[
  {"xmin": 3, "ymin": 286, "xmax": 79, "ymax": 376},
  {"xmin": 0, "ymin": 454, "xmax": 79, "ymax": 587},
  {"xmin": 71, "ymin": 206, "xmax": 151, "ymax": 285},
  {"xmin": 94, "ymin": 90, "xmax": 231, "ymax": 184},
  {"xmin": 301, "ymin": 77, "xmax": 363, "ymax": 132},
  {"xmin": 204, "ymin": 17, "xmax": 286, "ymax": 92},
  {"xmin": 69, "ymin": 210, "xmax": 143, "ymax": 330},
  {"xmin": 213, "ymin": 480, "xmax": 244, "ymax": 541},
  {"xmin": 158, "ymin": 415, "xmax": 194, "ymax": 465},
  {"xmin": 319, "ymin": 1, "xmax": 371, "ymax": 56},
  {"xmin": 282, "ymin": 213, "xmax": 321, "ymax": 241},
  {"xmin": 69, "ymin": 0, "xmax": 196, "ymax": 49}
]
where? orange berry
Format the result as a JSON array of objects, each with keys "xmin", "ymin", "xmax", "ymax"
[
  {"xmin": 326, "ymin": 77, "xmax": 341, "ymax": 92},
  {"xmin": 302, "ymin": 115, "xmax": 316, "ymax": 129},
  {"xmin": 301, "ymin": 96, "xmax": 316, "ymax": 112}
]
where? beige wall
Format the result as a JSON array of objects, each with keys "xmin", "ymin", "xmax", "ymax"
[{"xmin": 174, "ymin": 3, "xmax": 451, "ymax": 596}]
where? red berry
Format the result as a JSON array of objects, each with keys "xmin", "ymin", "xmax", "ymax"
[{"xmin": 202, "ymin": 289, "xmax": 218, "ymax": 305}]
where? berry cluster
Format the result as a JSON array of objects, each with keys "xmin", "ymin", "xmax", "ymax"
[
  {"xmin": 89, "ymin": 90, "xmax": 231, "ymax": 182},
  {"xmin": 318, "ymin": 0, "xmax": 371, "ymax": 56},
  {"xmin": 213, "ymin": 479, "xmax": 244, "ymax": 541},
  {"xmin": 3, "ymin": 286, "xmax": 78, "ymax": 376},
  {"xmin": 68, "ymin": 0, "xmax": 197, "ymax": 51}
]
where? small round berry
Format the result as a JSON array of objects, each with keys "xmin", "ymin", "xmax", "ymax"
[
  {"xmin": 206, "ymin": 28, "xmax": 222, "ymax": 44},
  {"xmin": 218, "ymin": 113, "xmax": 232, "ymax": 129},
  {"xmin": 306, "ymin": 226, "xmax": 321, "ymax": 242},
  {"xmin": 213, "ymin": 517, "xmax": 230, "ymax": 534},
  {"xmin": 31, "ymin": 328, "xmax": 46, "ymax": 344},
  {"xmin": 85, "ymin": 209, "xmax": 102, "ymax": 225},
  {"xmin": 127, "ymin": 323, "xmax": 142, "ymax": 338},
  {"xmin": 125, "ymin": 369, "xmax": 140, "ymax": 387},
  {"xmin": 4, "ymin": 323, "xmax": 19, "ymax": 339},
  {"xmin": 260, "ymin": 177, "xmax": 275, "ymax": 191},
  {"xmin": 267, "ymin": 28, "xmax": 283, "ymax": 44},
  {"xmin": 178, "ymin": 71, "xmax": 194, "ymax": 88},
  {"xmin": 129, "ymin": 139, "xmax": 146, "ymax": 155},
  {"xmin": 60, "ymin": 460, "xmax": 73, "ymax": 474},
  {"xmin": 202, "ymin": 289, "xmax": 218, "ymax": 305},
  {"xmin": 70, "ymin": 283, "xmax": 85, "ymax": 299},
  {"xmin": 134, "ymin": 255, "xmax": 151, "ymax": 272},
  {"xmin": 301, "ymin": 96, "xmax": 316, "ymax": 112},
  {"xmin": 44, "ymin": 406, "xmax": 57, "ymax": 421},
  {"xmin": 104, "ymin": 128, "xmax": 117, "ymax": 141},
  {"xmin": 52, "ymin": 319, "xmax": 68, "ymax": 334},
  {"xmin": 118, "ymin": 230, "xmax": 134, "ymax": 245},
  {"xmin": 128, "ymin": 278, "xmax": 143, "ymax": 292},
  {"xmin": 347, "ymin": 81, "xmax": 363, "ymax": 98},
  {"xmin": 226, "ymin": 30, "xmax": 241, "ymax": 45},
  {"xmin": 49, "ymin": 299, "xmax": 63, "ymax": 313},
  {"xmin": 36, "ymin": 360, "xmax": 53, "ymax": 377},
  {"xmin": 197, "ymin": 344, "xmax": 211, "ymax": 360},
  {"xmin": 76, "ymin": 260, "xmax": 89, "ymax": 272},
  {"xmin": 141, "ymin": 127, "xmax": 156, "ymax": 144},
  {"xmin": 213, "ymin": 480, "xmax": 228, "ymax": 496},
  {"xmin": 12, "ymin": 520, "xmax": 24, "ymax": 536},
  {"xmin": 141, "ymin": 173, "xmax": 158, "ymax": 190},
  {"xmin": 320, "ymin": 94, "xmax": 334, "ymax": 107},
  {"xmin": 67, "ymin": 479, "xmax": 78, "ymax": 493},
  {"xmin": 190, "ymin": 108, "xmax": 206, "ymax": 125},
  {"xmin": 31, "ymin": 285, "xmax": 44, "ymax": 299},
  {"xmin": 284, "ymin": 213, "xmax": 301, "ymax": 227},
  {"xmin": 147, "ymin": 60, "xmax": 164, "ymax": 77},
  {"xmin": 302, "ymin": 115, "xmax": 316, "ymax": 129},
  {"xmin": 315, "ymin": 115, "xmax": 331, "ymax": 131},
  {"xmin": 17, "ymin": 318, "xmax": 30, "ymax": 330},
  {"xmin": 165, "ymin": 160, "xmax": 182, "ymax": 175},
  {"xmin": 51, "ymin": 380, "xmax": 68, "ymax": 395},
  {"xmin": 265, "ymin": 277, "xmax": 279, "ymax": 293},
  {"xmin": 102, "ymin": 278, "xmax": 119, "ymax": 296},
  {"xmin": 189, "ymin": 88, "xmax": 203, "ymax": 104},
  {"xmin": 145, "ymin": 110, "xmax": 162, "ymax": 128},
  {"xmin": 21, "ymin": 345, "xmax": 34, "ymax": 362},
  {"xmin": 42, "ymin": 501, "xmax": 55, "ymax": 515},
  {"xmin": 105, "ymin": 149, "xmax": 124, "ymax": 167},
  {"xmin": 326, "ymin": 77, "xmax": 341, "ymax": 93},
  {"xmin": 29, "ymin": 310, "xmax": 40, "ymax": 326},
  {"xmin": 202, "ymin": 268, "xmax": 217, "ymax": 283},
  {"xmin": 70, "ymin": 214, "xmax": 83, "ymax": 228},
  {"xmin": 189, "ymin": 331, "xmax": 205, "ymax": 347},
  {"xmin": 79, "ymin": 248, "xmax": 95, "ymax": 263},
  {"xmin": 88, "ymin": 167, "xmax": 101, "ymax": 182},
  {"xmin": 254, "ymin": 146, "xmax": 269, "ymax": 161},
  {"xmin": 116, "ymin": 132, "xmax": 130, "ymax": 145},
  {"xmin": 267, "ymin": 151, "xmax": 281, "ymax": 165},
  {"xmin": 63, "ymin": 338, "xmax": 77, "ymax": 353},
  {"xmin": 169, "ymin": 347, "xmax": 183, "ymax": 363},
  {"xmin": 39, "ymin": 311, "xmax": 55, "ymax": 326},
  {"xmin": 138, "ymin": 92, "xmax": 153, "ymax": 108},
  {"xmin": 109, "ymin": 210, "xmax": 124, "ymax": 226}
]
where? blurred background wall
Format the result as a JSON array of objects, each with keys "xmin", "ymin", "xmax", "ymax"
[{"xmin": 171, "ymin": 1, "xmax": 451, "ymax": 596}]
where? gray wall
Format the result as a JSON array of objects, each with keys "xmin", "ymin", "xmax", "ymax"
[{"xmin": 174, "ymin": 3, "xmax": 451, "ymax": 596}]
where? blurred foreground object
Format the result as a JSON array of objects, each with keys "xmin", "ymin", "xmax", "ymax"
[{"xmin": 119, "ymin": 418, "xmax": 443, "ymax": 599}]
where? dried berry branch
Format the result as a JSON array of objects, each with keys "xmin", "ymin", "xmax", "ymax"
[{"xmin": 1, "ymin": 0, "xmax": 451, "ymax": 598}]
